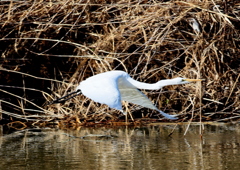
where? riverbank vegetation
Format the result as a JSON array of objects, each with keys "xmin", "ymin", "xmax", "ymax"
[{"xmin": 0, "ymin": 0, "xmax": 239, "ymax": 129}]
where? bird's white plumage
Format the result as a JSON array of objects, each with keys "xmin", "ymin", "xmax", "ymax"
[
  {"xmin": 76, "ymin": 70, "xmax": 201, "ymax": 120},
  {"xmin": 51, "ymin": 70, "xmax": 203, "ymax": 120},
  {"xmin": 78, "ymin": 71, "xmax": 124, "ymax": 110}
]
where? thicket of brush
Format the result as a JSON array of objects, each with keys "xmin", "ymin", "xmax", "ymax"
[{"xmin": 0, "ymin": 0, "xmax": 239, "ymax": 126}]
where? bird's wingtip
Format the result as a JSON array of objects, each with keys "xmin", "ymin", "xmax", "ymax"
[
  {"xmin": 167, "ymin": 115, "xmax": 178, "ymax": 120},
  {"xmin": 158, "ymin": 110, "xmax": 178, "ymax": 120}
]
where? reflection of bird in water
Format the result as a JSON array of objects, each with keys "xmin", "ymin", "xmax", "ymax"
[{"xmin": 51, "ymin": 70, "xmax": 203, "ymax": 120}]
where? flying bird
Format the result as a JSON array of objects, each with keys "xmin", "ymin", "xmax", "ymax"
[{"xmin": 51, "ymin": 70, "xmax": 203, "ymax": 120}]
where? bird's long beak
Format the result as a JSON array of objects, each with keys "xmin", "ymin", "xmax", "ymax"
[{"xmin": 184, "ymin": 79, "xmax": 205, "ymax": 82}]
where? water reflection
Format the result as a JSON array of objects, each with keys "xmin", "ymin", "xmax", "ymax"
[{"xmin": 0, "ymin": 123, "xmax": 240, "ymax": 169}]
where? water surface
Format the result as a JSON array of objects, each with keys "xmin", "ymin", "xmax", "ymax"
[{"xmin": 0, "ymin": 123, "xmax": 240, "ymax": 170}]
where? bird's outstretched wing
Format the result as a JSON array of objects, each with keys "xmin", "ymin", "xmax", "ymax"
[{"xmin": 119, "ymin": 87, "xmax": 177, "ymax": 120}]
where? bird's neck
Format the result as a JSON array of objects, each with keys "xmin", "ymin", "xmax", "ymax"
[
  {"xmin": 156, "ymin": 79, "xmax": 181, "ymax": 88},
  {"xmin": 139, "ymin": 79, "xmax": 182, "ymax": 90},
  {"xmin": 127, "ymin": 77, "xmax": 180, "ymax": 90}
]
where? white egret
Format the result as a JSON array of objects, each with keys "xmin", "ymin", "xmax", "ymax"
[{"xmin": 51, "ymin": 70, "xmax": 203, "ymax": 120}]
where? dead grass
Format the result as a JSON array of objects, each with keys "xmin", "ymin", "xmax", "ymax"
[{"xmin": 0, "ymin": 0, "xmax": 239, "ymax": 126}]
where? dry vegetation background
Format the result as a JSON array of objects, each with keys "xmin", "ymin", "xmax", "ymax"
[{"xmin": 0, "ymin": 0, "xmax": 239, "ymax": 126}]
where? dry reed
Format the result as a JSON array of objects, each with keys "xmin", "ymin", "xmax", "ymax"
[{"xmin": 0, "ymin": 0, "xmax": 239, "ymax": 126}]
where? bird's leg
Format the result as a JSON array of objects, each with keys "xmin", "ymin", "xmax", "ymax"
[{"xmin": 47, "ymin": 89, "xmax": 81, "ymax": 105}]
